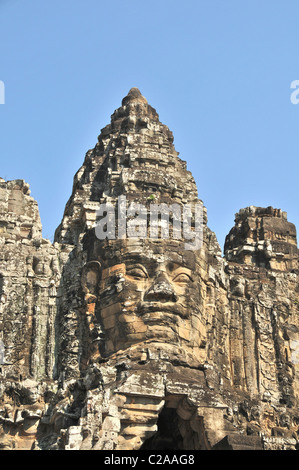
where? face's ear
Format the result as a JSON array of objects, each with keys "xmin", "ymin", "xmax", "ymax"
[{"xmin": 81, "ymin": 261, "xmax": 102, "ymax": 296}]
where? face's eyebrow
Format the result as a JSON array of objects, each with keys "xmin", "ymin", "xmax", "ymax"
[
  {"xmin": 123, "ymin": 253, "xmax": 158, "ymax": 266},
  {"xmin": 122, "ymin": 254, "xmax": 162, "ymax": 279},
  {"xmin": 170, "ymin": 265, "xmax": 193, "ymax": 273}
]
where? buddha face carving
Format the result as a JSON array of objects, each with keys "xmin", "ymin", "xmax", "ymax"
[
  {"xmin": 230, "ymin": 276, "xmax": 245, "ymax": 297},
  {"xmin": 83, "ymin": 238, "xmax": 207, "ymax": 363}
]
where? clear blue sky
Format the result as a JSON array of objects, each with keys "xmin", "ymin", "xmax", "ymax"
[{"xmin": 0, "ymin": 0, "xmax": 298, "ymax": 250}]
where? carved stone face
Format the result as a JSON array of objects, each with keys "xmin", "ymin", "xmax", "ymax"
[
  {"xmin": 230, "ymin": 276, "xmax": 245, "ymax": 297},
  {"xmin": 84, "ymin": 237, "xmax": 207, "ymax": 364}
]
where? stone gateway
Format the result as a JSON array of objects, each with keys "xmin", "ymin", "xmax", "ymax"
[{"xmin": 0, "ymin": 88, "xmax": 298, "ymax": 450}]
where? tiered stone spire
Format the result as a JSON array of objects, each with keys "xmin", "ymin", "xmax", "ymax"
[
  {"xmin": 225, "ymin": 206, "xmax": 298, "ymax": 271},
  {"xmin": 55, "ymin": 88, "xmax": 200, "ymax": 245},
  {"xmin": 0, "ymin": 88, "xmax": 297, "ymax": 451}
]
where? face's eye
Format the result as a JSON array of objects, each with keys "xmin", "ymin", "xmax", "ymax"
[
  {"xmin": 172, "ymin": 272, "xmax": 192, "ymax": 284},
  {"xmin": 126, "ymin": 266, "xmax": 148, "ymax": 280}
]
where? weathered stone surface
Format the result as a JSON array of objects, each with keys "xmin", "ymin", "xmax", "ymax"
[
  {"xmin": 0, "ymin": 179, "xmax": 60, "ymax": 449},
  {"xmin": 0, "ymin": 89, "xmax": 298, "ymax": 450},
  {"xmin": 225, "ymin": 206, "xmax": 299, "ymax": 271}
]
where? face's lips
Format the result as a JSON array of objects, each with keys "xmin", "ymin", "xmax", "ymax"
[{"xmin": 137, "ymin": 301, "xmax": 188, "ymax": 319}]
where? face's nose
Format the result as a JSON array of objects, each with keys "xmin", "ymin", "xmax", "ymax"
[{"xmin": 143, "ymin": 272, "xmax": 177, "ymax": 303}]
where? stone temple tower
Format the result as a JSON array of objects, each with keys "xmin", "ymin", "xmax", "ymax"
[{"xmin": 0, "ymin": 88, "xmax": 298, "ymax": 450}]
